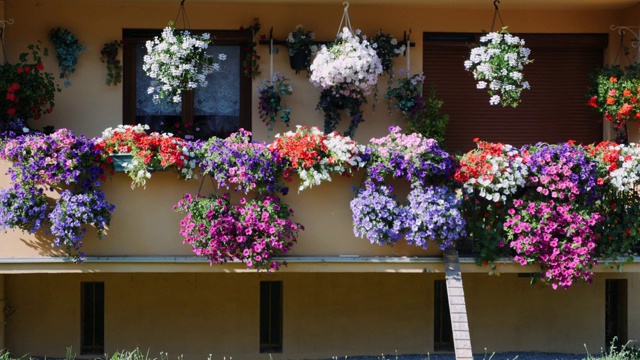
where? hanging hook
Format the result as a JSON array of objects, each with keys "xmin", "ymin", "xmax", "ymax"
[
  {"xmin": 493, "ymin": 0, "xmax": 500, "ymax": 10},
  {"xmin": 343, "ymin": 1, "xmax": 349, "ymax": 11}
]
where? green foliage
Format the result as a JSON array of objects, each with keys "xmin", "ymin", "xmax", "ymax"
[
  {"xmin": 49, "ymin": 27, "xmax": 86, "ymax": 86},
  {"xmin": 257, "ymin": 73, "xmax": 293, "ymax": 130},
  {"xmin": 100, "ymin": 40, "xmax": 123, "ymax": 86},
  {"xmin": 406, "ymin": 86, "xmax": 449, "ymax": 145},
  {"xmin": 241, "ymin": 18, "xmax": 261, "ymax": 79},
  {"xmin": 386, "ymin": 73, "xmax": 448, "ymax": 144},
  {"xmin": 585, "ymin": 338, "xmax": 640, "ymax": 360},
  {"xmin": 0, "ymin": 42, "xmax": 60, "ymax": 128}
]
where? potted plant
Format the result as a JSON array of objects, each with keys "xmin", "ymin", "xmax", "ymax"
[
  {"xmin": 143, "ymin": 22, "xmax": 225, "ymax": 104},
  {"xmin": 310, "ymin": 27, "xmax": 383, "ymax": 137},
  {"xmin": 257, "ymin": 73, "xmax": 293, "ymax": 131},
  {"xmin": 94, "ymin": 124, "xmax": 199, "ymax": 188},
  {"xmin": 100, "ymin": 40, "xmax": 123, "ymax": 86},
  {"xmin": 587, "ymin": 63, "xmax": 640, "ymax": 144},
  {"xmin": 370, "ymin": 29, "xmax": 406, "ymax": 77},
  {"xmin": 49, "ymin": 27, "xmax": 86, "ymax": 86},
  {"xmin": 464, "ymin": 27, "xmax": 533, "ymax": 107},
  {"xmin": 0, "ymin": 42, "xmax": 60, "ymax": 135},
  {"xmin": 286, "ymin": 25, "xmax": 318, "ymax": 74}
]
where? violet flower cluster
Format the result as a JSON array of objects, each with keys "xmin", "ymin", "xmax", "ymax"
[
  {"xmin": 351, "ymin": 126, "xmax": 464, "ymax": 249},
  {"xmin": 366, "ymin": 126, "xmax": 455, "ymax": 186},
  {"xmin": 0, "ymin": 129, "xmax": 114, "ymax": 260},
  {"xmin": 197, "ymin": 129, "xmax": 287, "ymax": 194},
  {"xmin": 49, "ymin": 189, "xmax": 115, "ymax": 261}
]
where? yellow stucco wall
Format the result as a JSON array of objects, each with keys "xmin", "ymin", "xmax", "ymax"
[{"xmin": 4, "ymin": 272, "xmax": 639, "ymax": 359}]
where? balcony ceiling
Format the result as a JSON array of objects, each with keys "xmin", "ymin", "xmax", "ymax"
[{"xmin": 172, "ymin": 0, "xmax": 639, "ymax": 10}]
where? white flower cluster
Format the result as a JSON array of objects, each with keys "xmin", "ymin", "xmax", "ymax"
[
  {"xmin": 99, "ymin": 124, "xmax": 149, "ymax": 140},
  {"xmin": 464, "ymin": 145, "xmax": 529, "ymax": 202},
  {"xmin": 464, "ymin": 29, "xmax": 532, "ymax": 107},
  {"xmin": 609, "ymin": 144, "xmax": 640, "ymax": 193},
  {"xmin": 309, "ymin": 27, "xmax": 383, "ymax": 96},
  {"xmin": 143, "ymin": 25, "xmax": 223, "ymax": 104}
]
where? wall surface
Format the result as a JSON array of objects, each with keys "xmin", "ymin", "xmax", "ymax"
[{"xmin": 4, "ymin": 272, "xmax": 640, "ymax": 359}]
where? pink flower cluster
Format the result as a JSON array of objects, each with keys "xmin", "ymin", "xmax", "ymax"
[
  {"xmin": 174, "ymin": 193, "xmax": 302, "ymax": 271},
  {"xmin": 506, "ymin": 199, "xmax": 602, "ymax": 289}
]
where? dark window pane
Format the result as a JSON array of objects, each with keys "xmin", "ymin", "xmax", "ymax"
[
  {"xmin": 81, "ymin": 282, "xmax": 105, "ymax": 354},
  {"xmin": 260, "ymin": 281, "xmax": 283, "ymax": 353}
]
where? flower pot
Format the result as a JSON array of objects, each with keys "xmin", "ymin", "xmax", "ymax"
[
  {"xmin": 289, "ymin": 51, "xmax": 308, "ymax": 74},
  {"xmin": 111, "ymin": 153, "xmax": 133, "ymax": 172}
]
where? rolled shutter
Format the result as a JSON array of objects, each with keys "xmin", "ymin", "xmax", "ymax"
[{"xmin": 423, "ymin": 33, "xmax": 608, "ymax": 152}]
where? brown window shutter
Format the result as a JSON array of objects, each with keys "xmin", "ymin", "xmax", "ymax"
[{"xmin": 423, "ymin": 33, "xmax": 608, "ymax": 153}]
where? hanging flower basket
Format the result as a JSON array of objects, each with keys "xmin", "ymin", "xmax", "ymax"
[
  {"xmin": 143, "ymin": 22, "xmax": 225, "ymax": 104},
  {"xmin": 286, "ymin": 24, "xmax": 317, "ymax": 74},
  {"xmin": 587, "ymin": 63, "xmax": 640, "ymax": 144},
  {"xmin": 464, "ymin": 27, "xmax": 533, "ymax": 107},
  {"xmin": 310, "ymin": 27, "xmax": 383, "ymax": 136}
]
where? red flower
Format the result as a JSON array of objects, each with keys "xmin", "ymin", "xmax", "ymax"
[
  {"xmin": 6, "ymin": 93, "xmax": 16, "ymax": 102},
  {"xmin": 588, "ymin": 96, "xmax": 598, "ymax": 108},
  {"xmin": 36, "ymin": 63, "xmax": 44, "ymax": 71},
  {"xmin": 23, "ymin": 66, "xmax": 31, "ymax": 73},
  {"xmin": 7, "ymin": 108, "xmax": 16, "ymax": 115}
]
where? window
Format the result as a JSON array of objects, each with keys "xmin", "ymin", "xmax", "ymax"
[
  {"xmin": 123, "ymin": 29, "xmax": 252, "ymax": 139},
  {"xmin": 434, "ymin": 279, "xmax": 453, "ymax": 351},
  {"xmin": 423, "ymin": 33, "xmax": 607, "ymax": 152},
  {"xmin": 260, "ymin": 281, "xmax": 283, "ymax": 353},
  {"xmin": 81, "ymin": 282, "xmax": 105, "ymax": 354}
]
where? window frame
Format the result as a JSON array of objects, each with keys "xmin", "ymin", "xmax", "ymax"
[{"xmin": 122, "ymin": 28, "xmax": 252, "ymax": 136}]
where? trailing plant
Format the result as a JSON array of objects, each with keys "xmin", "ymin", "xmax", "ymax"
[
  {"xmin": 49, "ymin": 27, "xmax": 86, "ymax": 86},
  {"xmin": 100, "ymin": 40, "xmax": 123, "ymax": 86},
  {"xmin": 257, "ymin": 73, "xmax": 293, "ymax": 131},
  {"xmin": 316, "ymin": 85, "xmax": 366, "ymax": 138},
  {"xmin": 370, "ymin": 29, "xmax": 405, "ymax": 77},
  {"xmin": 0, "ymin": 129, "xmax": 114, "ymax": 261},
  {"xmin": 0, "ymin": 42, "xmax": 60, "ymax": 133},
  {"xmin": 240, "ymin": 18, "xmax": 261, "ymax": 79},
  {"xmin": 464, "ymin": 27, "xmax": 533, "ymax": 107}
]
